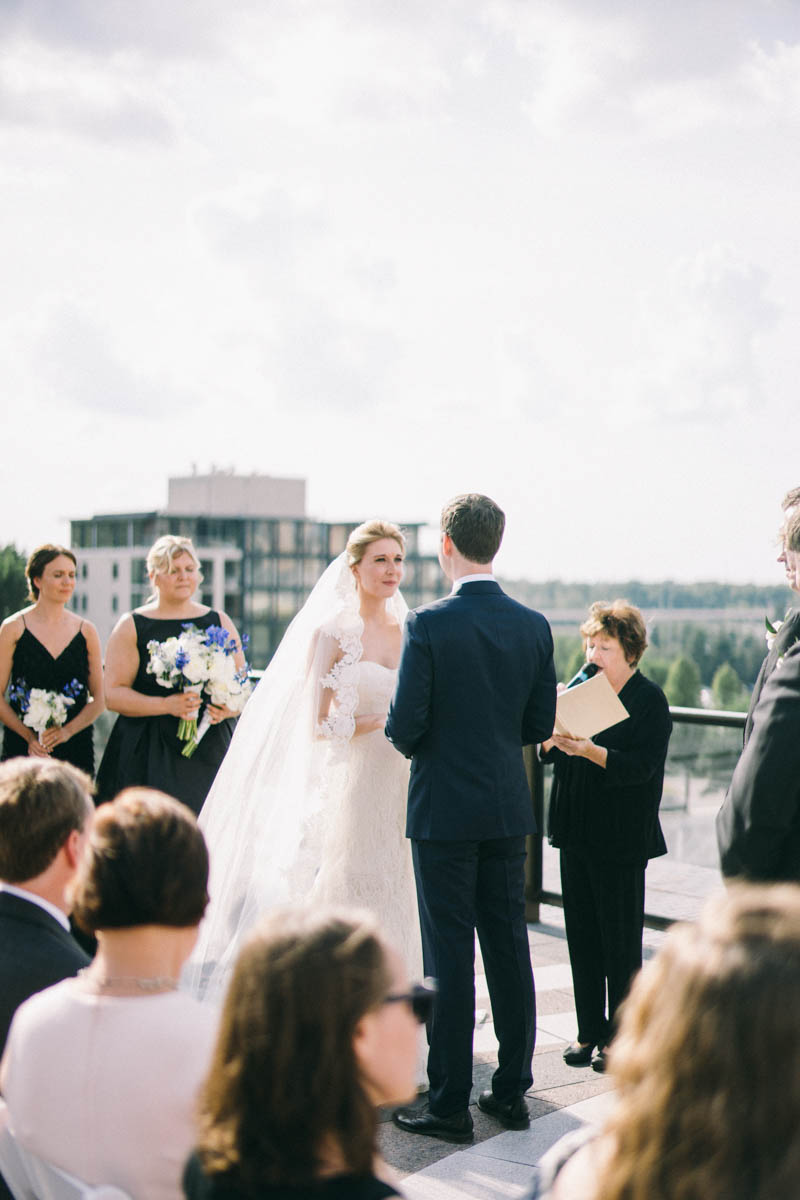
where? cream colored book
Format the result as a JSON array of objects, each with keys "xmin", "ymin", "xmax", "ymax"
[{"xmin": 554, "ymin": 671, "xmax": 629, "ymax": 739}]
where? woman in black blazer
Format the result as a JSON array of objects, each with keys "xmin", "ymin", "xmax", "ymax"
[{"xmin": 541, "ymin": 600, "xmax": 672, "ymax": 1073}]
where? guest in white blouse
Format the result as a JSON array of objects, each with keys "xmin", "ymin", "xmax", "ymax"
[{"xmin": 0, "ymin": 788, "xmax": 218, "ymax": 1200}]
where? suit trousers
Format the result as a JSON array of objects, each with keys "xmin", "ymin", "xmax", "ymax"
[
  {"xmin": 559, "ymin": 846, "xmax": 645, "ymax": 1047},
  {"xmin": 412, "ymin": 836, "xmax": 536, "ymax": 1116}
]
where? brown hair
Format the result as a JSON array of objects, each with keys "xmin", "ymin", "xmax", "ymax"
[
  {"xmin": 0, "ymin": 759, "xmax": 93, "ymax": 882},
  {"xmin": 195, "ymin": 908, "xmax": 392, "ymax": 1189},
  {"xmin": 784, "ymin": 508, "xmax": 800, "ymax": 554},
  {"xmin": 441, "ymin": 493, "xmax": 504, "ymax": 564},
  {"xmin": 25, "ymin": 544, "xmax": 77, "ymax": 601},
  {"xmin": 580, "ymin": 600, "xmax": 648, "ymax": 668},
  {"xmin": 599, "ymin": 886, "xmax": 800, "ymax": 1200},
  {"xmin": 346, "ymin": 520, "xmax": 405, "ymax": 568},
  {"xmin": 71, "ymin": 788, "xmax": 209, "ymax": 933}
]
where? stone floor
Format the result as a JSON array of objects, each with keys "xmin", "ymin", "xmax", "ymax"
[{"xmin": 377, "ymin": 903, "xmax": 671, "ymax": 1198}]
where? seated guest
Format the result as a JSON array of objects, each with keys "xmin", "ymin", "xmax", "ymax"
[
  {"xmin": 0, "ymin": 788, "xmax": 218, "ymax": 1200},
  {"xmin": 185, "ymin": 908, "xmax": 429, "ymax": 1199},
  {"xmin": 526, "ymin": 885, "xmax": 800, "ymax": 1199},
  {"xmin": 0, "ymin": 758, "xmax": 93, "ymax": 1055}
]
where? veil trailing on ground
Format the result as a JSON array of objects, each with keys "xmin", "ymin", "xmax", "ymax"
[{"xmin": 183, "ymin": 552, "xmax": 407, "ymax": 1001}]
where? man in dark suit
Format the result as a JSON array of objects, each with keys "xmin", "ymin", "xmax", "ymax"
[
  {"xmin": 386, "ymin": 494, "xmax": 556, "ymax": 1142},
  {"xmin": 0, "ymin": 758, "xmax": 93, "ymax": 1054},
  {"xmin": 743, "ymin": 487, "xmax": 800, "ymax": 743},
  {"xmin": 717, "ymin": 639, "xmax": 800, "ymax": 880}
]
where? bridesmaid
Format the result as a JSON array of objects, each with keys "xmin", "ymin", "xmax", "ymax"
[
  {"xmin": 0, "ymin": 544, "xmax": 104, "ymax": 774},
  {"xmin": 95, "ymin": 534, "xmax": 245, "ymax": 814}
]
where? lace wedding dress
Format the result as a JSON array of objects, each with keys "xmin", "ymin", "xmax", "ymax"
[
  {"xmin": 310, "ymin": 660, "xmax": 421, "ymax": 978},
  {"xmin": 185, "ymin": 553, "xmax": 423, "ymax": 1003}
]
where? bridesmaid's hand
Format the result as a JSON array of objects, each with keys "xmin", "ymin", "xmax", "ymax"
[
  {"xmin": 41, "ymin": 726, "xmax": 71, "ymax": 753},
  {"xmin": 206, "ymin": 704, "xmax": 234, "ymax": 724},
  {"xmin": 164, "ymin": 692, "xmax": 202, "ymax": 719},
  {"xmin": 27, "ymin": 737, "xmax": 50, "ymax": 758}
]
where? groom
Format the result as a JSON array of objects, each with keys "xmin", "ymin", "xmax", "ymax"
[{"xmin": 386, "ymin": 494, "xmax": 556, "ymax": 1141}]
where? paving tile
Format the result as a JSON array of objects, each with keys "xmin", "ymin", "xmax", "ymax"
[
  {"xmin": 536, "ymin": 988, "xmax": 577, "ymax": 1016},
  {"xmin": 535, "ymin": 1010, "xmax": 577, "ymax": 1041},
  {"xmin": 531, "ymin": 963, "xmax": 574, "ymax": 991},
  {"xmin": 466, "ymin": 1109, "xmax": 587, "ymax": 1165},
  {"xmin": 402, "ymin": 1151, "xmax": 535, "ymax": 1198}
]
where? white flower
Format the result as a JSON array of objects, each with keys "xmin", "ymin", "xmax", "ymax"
[
  {"xmin": 765, "ymin": 617, "xmax": 784, "ymax": 652},
  {"xmin": 22, "ymin": 688, "xmax": 74, "ymax": 735}
]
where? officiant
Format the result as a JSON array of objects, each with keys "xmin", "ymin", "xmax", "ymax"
[{"xmin": 540, "ymin": 600, "xmax": 672, "ymax": 1073}]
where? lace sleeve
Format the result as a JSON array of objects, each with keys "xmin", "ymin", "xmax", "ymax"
[{"xmin": 312, "ymin": 618, "xmax": 363, "ymax": 744}]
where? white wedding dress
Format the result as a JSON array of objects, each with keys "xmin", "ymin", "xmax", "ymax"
[
  {"xmin": 185, "ymin": 553, "xmax": 423, "ymax": 1004},
  {"xmin": 310, "ymin": 660, "xmax": 421, "ymax": 977}
]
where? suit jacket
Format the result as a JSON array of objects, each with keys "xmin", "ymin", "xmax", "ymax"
[
  {"xmin": 744, "ymin": 607, "xmax": 800, "ymax": 743},
  {"xmin": 717, "ymin": 641, "xmax": 800, "ymax": 881},
  {"xmin": 0, "ymin": 890, "xmax": 90, "ymax": 1055},
  {"xmin": 385, "ymin": 580, "xmax": 556, "ymax": 841}
]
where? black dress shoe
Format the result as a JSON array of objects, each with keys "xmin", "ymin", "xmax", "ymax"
[
  {"xmin": 477, "ymin": 1089, "xmax": 530, "ymax": 1129},
  {"xmin": 591, "ymin": 1047, "xmax": 607, "ymax": 1074},
  {"xmin": 392, "ymin": 1103, "xmax": 474, "ymax": 1143},
  {"xmin": 562, "ymin": 1041, "xmax": 594, "ymax": 1067}
]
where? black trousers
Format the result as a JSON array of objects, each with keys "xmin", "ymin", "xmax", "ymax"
[
  {"xmin": 559, "ymin": 847, "xmax": 645, "ymax": 1047},
  {"xmin": 412, "ymin": 836, "xmax": 536, "ymax": 1116}
]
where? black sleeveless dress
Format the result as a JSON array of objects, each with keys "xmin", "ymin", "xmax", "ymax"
[
  {"xmin": 95, "ymin": 610, "xmax": 235, "ymax": 815},
  {"xmin": 2, "ymin": 622, "xmax": 95, "ymax": 775}
]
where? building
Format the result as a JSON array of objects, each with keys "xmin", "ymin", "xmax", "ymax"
[{"xmin": 70, "ymin": 471, "xmax": 443, "ymax": 665}]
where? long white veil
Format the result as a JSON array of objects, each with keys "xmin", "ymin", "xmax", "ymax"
[{"xmin": 184, "ymin": 552, "xmax": 407, "ymax": 1000}]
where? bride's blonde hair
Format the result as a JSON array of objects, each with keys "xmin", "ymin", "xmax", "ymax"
[{"xmin": 346, "ymin": 520, "xmax": 405, "ymax": 568}]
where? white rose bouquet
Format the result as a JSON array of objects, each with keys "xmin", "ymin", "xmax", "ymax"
[
  {"xmin": 8, "ymin": 678, "xmax": 84, "ymax": 743},
  {"xmin": 146, "ymin": 623, "xmax": 251, "ymax": 757}
]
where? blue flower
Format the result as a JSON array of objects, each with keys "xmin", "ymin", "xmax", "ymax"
[
  {"xmin": 175, "ymin": 648, "xmax": 190, "ymax": 671},
  {"xmin": 63, "ymin": 679, "xmax": 84, "ymax": 700},
  {"xmin": 8, "ymin": 678, "xmax": 29, "ymax": 712}
]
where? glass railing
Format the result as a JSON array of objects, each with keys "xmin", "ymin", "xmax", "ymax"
[{"xmin": 526, "ymin": 707, "xmax": 746, "ymax": 928}]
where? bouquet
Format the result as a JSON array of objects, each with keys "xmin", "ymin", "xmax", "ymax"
[
  {"xmin": 146, "ymin": 624, "xmax": 252, "ymax": 758},
  {"xmin": 8, "ymin": 678, "xmax": 84, "ymax": 744}
]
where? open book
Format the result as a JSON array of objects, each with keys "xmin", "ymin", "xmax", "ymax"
[{"xmin": 554, "ymin": 670, "xmax": 629, "ymax": 739}]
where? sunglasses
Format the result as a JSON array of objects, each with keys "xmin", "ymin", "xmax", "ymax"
[{"xmin": 383, "ymin": 978, "xmax": 437, "ymax": 1025}]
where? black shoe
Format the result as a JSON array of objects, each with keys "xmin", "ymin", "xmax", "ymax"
[
  {"xmin": 562, "ymin": 1041, "xmax": 594, "ymax": 1067},
  {"xmin": 477, "ymin": 1090, "xmax": 530, "ymax": 1129},
  {"xmin": 392, "ymin": 1103, "xmax": 474, "ymax": 1143},
  {"xmin": 591, "ymin": 1047, "xmax": 607, "ymax": 1074}
]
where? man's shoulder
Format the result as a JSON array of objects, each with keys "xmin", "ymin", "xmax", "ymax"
[
  {"xmin": 411, "ymin": 587, "xmax": 549, "ymax": 626},
  {"xmin": 0, "ymin": 893, "xmax": 89, "ymax": 966}
]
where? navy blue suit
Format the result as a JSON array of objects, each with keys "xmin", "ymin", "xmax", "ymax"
[{"xmin": 386, "ymin": 580, "xmax": 556, "ymax": 1114}]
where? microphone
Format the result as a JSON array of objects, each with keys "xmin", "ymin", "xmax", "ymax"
[{"xmin": 565, "ymin": 662, "xmax": 598, "ymax": 689}]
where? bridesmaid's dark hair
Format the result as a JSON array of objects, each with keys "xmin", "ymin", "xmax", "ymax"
[
  {"xmin": 195, "ymin": 908, "xmax": 391, "ymax": 1190},
  {"xmin": 26, "ymin": 544, "xmax": 77, "ymax": 601}
]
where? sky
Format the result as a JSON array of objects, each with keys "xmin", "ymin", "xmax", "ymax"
[{"xmin": 2, "ymin": 0, "xmax": 799, "ymax": 584}]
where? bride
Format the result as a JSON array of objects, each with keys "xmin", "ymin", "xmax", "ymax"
[{"xmin": 186, "ymin": 520, "xmax": 422, "ymax": 1000}]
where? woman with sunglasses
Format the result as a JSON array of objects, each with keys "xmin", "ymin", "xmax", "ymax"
[{"xmin": 184, "ymin": 908, "xmax": 434, "ymax": 1199}]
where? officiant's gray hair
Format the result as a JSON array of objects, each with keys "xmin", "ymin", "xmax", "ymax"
[{"xmin": 346, "ymin": 520, "xmax": 405, "ymax": 567}]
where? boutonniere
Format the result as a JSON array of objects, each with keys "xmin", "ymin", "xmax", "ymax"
[{"xmin": 765, "ymin": 616, "xmax": 784, "ymax": 652}]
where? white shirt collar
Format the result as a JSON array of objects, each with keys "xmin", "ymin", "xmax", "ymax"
[
  {"xmin": 0, "ymin": 882, "xmax": 71, "ymax": 932},
  {"xmin": 451, "ymin": 573, "xmax": 496, "ymax": 594}
]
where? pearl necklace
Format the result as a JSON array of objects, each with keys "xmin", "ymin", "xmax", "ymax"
[{"xmin": 78, "ymin": 968, "xmax": 179, "ymax": 993}]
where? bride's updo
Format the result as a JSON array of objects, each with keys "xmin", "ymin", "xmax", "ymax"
[{"xmin": 346, "ymin": 520, "xmax": 405, "ymax": 568}]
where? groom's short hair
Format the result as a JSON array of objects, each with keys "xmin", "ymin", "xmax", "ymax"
[{"xmin": 441, "ymin": 494, "xmax": 505, "ymax": 564}]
